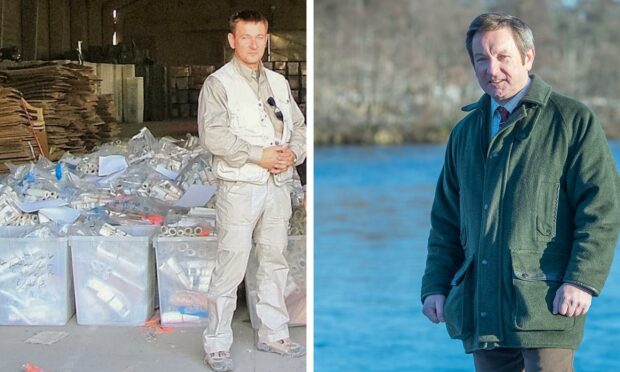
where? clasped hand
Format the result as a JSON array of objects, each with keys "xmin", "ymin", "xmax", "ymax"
[{"xmin": 260, "ymin": 146, "xmax": 296, "ymax": 174}]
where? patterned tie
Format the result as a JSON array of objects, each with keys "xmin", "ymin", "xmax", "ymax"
[{"xmin": 496, "ymin": 106, "xmax": 510, "ymax": 129}]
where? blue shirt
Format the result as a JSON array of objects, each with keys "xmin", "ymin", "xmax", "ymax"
[{"xmin": 490, "ymin": 78, "xmax": 532, "ymax": 138}]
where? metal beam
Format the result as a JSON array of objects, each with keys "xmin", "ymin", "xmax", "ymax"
[
  {"xmin": 0, "ymin": 0, "xmax": 4, "ymax": 49},
  {"xmin": 101, "ymin": 0, "xmax": 145, "ymax": 11}
]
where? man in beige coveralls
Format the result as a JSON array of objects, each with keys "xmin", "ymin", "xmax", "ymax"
[{"xmin": 197, "ymin": 10, "xmax": 307, "ymax": 372}]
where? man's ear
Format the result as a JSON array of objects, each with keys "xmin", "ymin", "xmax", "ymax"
[
  {"xmin": 227, "ymin": 33, "xmax": 235, "ymax": 49},
  {"xmin": 525, "ymin": 47, "xmax": 535, "ymax": 71}
]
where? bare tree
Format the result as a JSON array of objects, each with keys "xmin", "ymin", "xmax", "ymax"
[{"xmin": 315, "ymin": 0, "xmax": 620, "ymax": 145}]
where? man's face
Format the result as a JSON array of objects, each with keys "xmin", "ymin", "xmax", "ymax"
[
  {"xmin": 472, "ymin": 27, "xmax": 534, "ymax": 104},
  {"xmin": 228, "ymin": 21, "xmax": 268, "ymax": 69}
]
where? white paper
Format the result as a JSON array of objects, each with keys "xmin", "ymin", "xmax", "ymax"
[
  {"xmin": 17, "ymin": 199, "xmax": 68, "ymax": 213},
  {"xmin": 98, "ymin": 155, "xmax": 128, "ymax": 176},
  {"xmin": 155, "ymin": 164, "xmax": 179, "ymax": 180},
  {"xmin": 174, "ymin": 184, "xmax": 217, "ymax": 208},
  {"xmin": 38, "ymin": 207, "xmax": 81, "ymax": 224}
]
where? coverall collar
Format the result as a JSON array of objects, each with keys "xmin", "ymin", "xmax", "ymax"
[{"xmin": 232, "ymin": 56, "xmax": 262, "ymax": 83}]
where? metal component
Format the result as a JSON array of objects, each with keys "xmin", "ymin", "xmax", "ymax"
[
  {"xmin": 0, "ymin": 203, "xmax": 22, "ymax": 225},
  {"xmin": 86, "ymin": 277, "xmax": 130, "ymax": 318},
  {"xmin": 160, "ymin": 257, "xmax": 191, "ymax": 289},
  {"xmin": 24, "ymin": 188, "xmax": 51, "ymax": 199},
  {"xmin": 95, "ymin": 245, "xmax": 142, "ymax": 275},
  {"xmin": 99, "ymin": 223, "xmax": 128, "ymax": 237}
]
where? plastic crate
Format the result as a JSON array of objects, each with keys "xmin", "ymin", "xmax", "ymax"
[
  {"xmin": 245, "ymin": 235, "xmax": 306, "ymax": 328},
  {"xmin": 70, "ymin": 225, "xmax": 157, "ymax": 326},
  {"xmin": 155, "ymin": 236, "xmax": 217, "ymax": 327},
  {"xmin": 0, "ymin": 227, "xmax": 74, "ymax": 325}
]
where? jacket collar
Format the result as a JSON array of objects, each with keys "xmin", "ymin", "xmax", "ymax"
[{"xmin": 461, "ymin": 74, "xmax": 552, "ymax": 113}]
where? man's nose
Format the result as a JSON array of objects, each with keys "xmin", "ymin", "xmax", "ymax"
[
  {"xmin": 487, "ymin": 58, "xmax": 500, "ymax": 76},
  {"xmin": 250, "ymin": 39, "xmax": 257, "ymax": 49}
]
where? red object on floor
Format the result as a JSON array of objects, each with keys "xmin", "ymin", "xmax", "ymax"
[
  {"xmin": 22, "ymin": 363, "xmax": 47, "ymax": 372},
  {"xmin": 143, "ymin": 312, "xmax": 174, "ymax": 334}
]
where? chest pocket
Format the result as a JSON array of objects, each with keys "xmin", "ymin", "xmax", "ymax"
[
  {"xmin": 229, "ymin": 98, "xmax": 272, "ymax": 144},
  {"xmin": 535, "ymin": 181, "xmax": 560, "ymax": 242}
]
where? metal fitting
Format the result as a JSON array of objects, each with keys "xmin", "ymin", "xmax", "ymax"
[{"xmin": 99, "ymin": 223, "xmax": 128, "ymax": 237}]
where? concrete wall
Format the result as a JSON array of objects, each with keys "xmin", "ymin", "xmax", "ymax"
[
  {"xmin": 0, "ymin": 0, "xmax": 23, "ymax": 50},
  {"xmin": 0, "ymin": 0, "xmax": 103, "ymax": 60},
  {"xmin": 0, "ymin": 0, "xmax": 305, "ymax": 65},
  {"xmin": 50, "ymin": 0, "xmax": 72, "ymax": 58},
  {"xmin": 104, "ymin": 0, "xmax": 306, "ymax": 66},
  {"xmin": 21, "ymin": 0, "xmax": 50, "ymax": 60}
]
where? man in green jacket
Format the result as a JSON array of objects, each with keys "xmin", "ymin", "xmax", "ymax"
[{"xmin": 421, "ymin": 12, "xmax": 620, "ymax": 371}]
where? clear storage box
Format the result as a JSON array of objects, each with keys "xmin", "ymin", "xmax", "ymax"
[
  {"xmin": 245, "ymin": 235, "xmax": 306, "ymax": 328},
  {"xmin": 70, "ymin": 225, "xmax": 157, "ymax": 326},
  {"xmin": 0, "ymin": 227, "xmax": 74, "ymax": 325},
  {"xmin": 155, "ymin": 236, "xmax": 217, "ymax": 326}
]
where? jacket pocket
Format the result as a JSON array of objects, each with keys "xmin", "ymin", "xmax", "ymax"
[
  {"xmin": 444, "ymin": 255, "xmax": 473, "ymax": 340},
  {"xmin": 535, "ymin": 181, "xmax": 560, "ymax": 242},
  {"xmin": 511, "ymin": 250, "xmax": 574, "ymax": 331},
  {"xmin": 512, "ymin": 276, "xmax": 575, "ymax": 331}
]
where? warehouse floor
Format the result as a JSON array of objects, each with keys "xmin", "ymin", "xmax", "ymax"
[
  {"xmin": 0, "ymin": 119, "xmax": 307, "ymax": 371},
  {"xmin": 0, "ymin": 305, "xmax": 306, "ymax": 372}
]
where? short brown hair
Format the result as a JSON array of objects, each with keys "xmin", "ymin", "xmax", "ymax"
[
  {"xmin": 229, "ymin": 10, "xmax": 269, "ymax": 33},
  {"xmin": 466, "ymin": 12, "xmax": 534, "ymax": 65}
]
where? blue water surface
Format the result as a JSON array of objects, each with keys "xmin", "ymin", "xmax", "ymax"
[{"xmin": 314, "ymin": 140, "xmax": 620, "ymax": 372}]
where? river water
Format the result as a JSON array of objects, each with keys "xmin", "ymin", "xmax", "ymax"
[{"xmin": 314, "ymin": 140, "xmax": 620, "ymax": 371}]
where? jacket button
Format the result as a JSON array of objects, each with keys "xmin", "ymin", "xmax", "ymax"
[
  {"xmin": 522, "ymin": 273, "xmax": 529, "ymax": 279},
  {"xmin": 481, "ymin": 259, "xmax": 488, "ymax": 265},
  {"xmin": 484, "ymin": 204, "xmax": 489, "ymax": 210},
  {"xmin": 480, "ymin": 312, "xmax": 487, "ymax": 317}
]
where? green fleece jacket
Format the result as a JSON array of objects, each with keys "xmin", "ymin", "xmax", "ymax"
[{"xmin": 421, "ymin": 75, "xmax": 620, "ymax": 352}]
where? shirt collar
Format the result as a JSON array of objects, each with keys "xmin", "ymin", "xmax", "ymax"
[
  {"xmin": 490, "ymin": 77, "xmax": 532, "ymax": 115},
  {"xmin": 232, "ymin": 56, "xmax": 261, "ymax": 83}
]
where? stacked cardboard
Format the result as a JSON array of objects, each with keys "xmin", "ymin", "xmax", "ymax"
[
  {"xmin": 0, "ymin": 62, "xmax": 121, "ymax": 158},
  {"xmin": 0, "ymin": 87, "xmax": 47, "ymax": 172}
]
